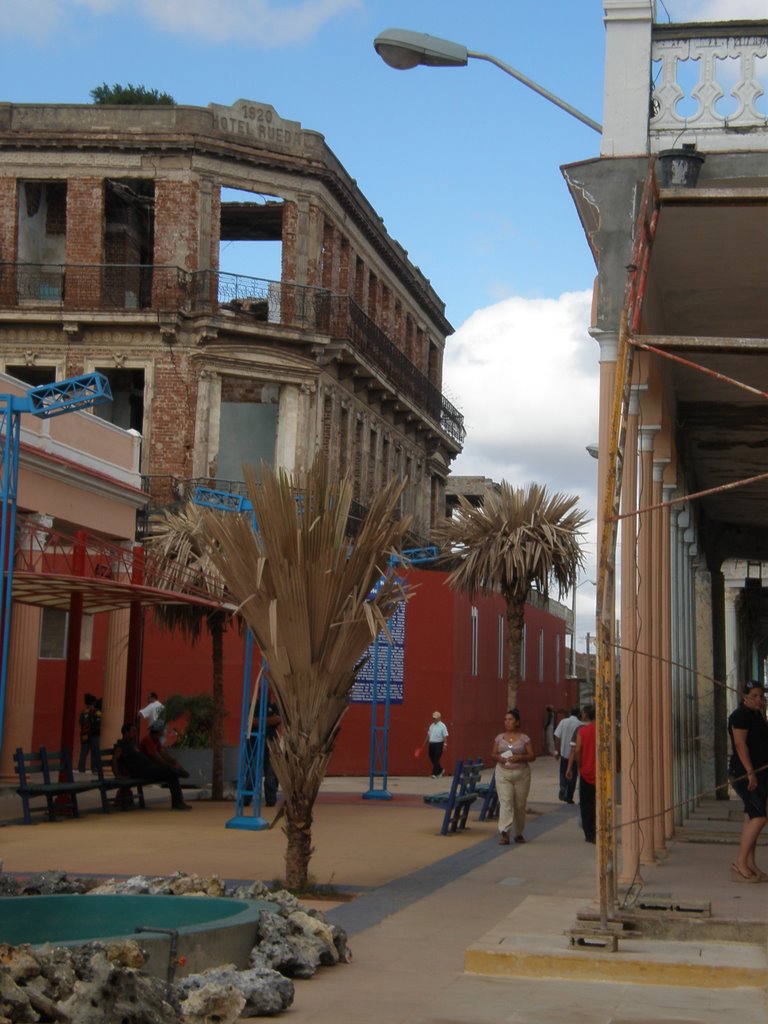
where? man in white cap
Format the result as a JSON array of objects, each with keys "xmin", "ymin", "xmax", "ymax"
[{"xmin": 426, "ymin": 711, "xmax": 449, "ymax": 778}]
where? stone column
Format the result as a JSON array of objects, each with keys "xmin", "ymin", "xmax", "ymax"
[
  {"xmin": 275, "ymin": 384, "xmax": 299, "ymax": 473},
  {"xmin": 637, "ymin": 424, "xmax": 658, "ymax": 865},
  {"xmin": 601, "ymin": 0, "xmax": 654, "ymax": 157},
  {"xmin": 0, "ymin": 603, "xmax": 42, "ymax": 779},
  {"xmin": 651, "ymin": 458, "xmax": 669, "ymax": 856},
  {"xmin": 0, "ymin": 514, "xmax": 52, "ymax": 778},
  {"xmin": 661, "ymin": 481, "xmax": 676, "ymax": 838},
  {"xmin": 619, "ymin": 388, "xmax": 641, "ymax": 884},
  {"xmin": 101, "ymin": 606, "xmax": 131, "ymax": 749},
  {"xmin": 670, "ymin": 503, "xmax": 684, "ymax": 825}
]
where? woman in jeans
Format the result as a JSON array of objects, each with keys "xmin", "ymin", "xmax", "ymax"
[{"xmin": 491, "ymin": 708, "xmax": 535, "ymax": 845}]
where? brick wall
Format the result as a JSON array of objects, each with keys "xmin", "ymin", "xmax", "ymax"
[
  {"xmin": 65, "ymin": 179, "xmax": 104, "ymax": 309},
  {"xmin": 154, "ymin": 180, "xmax": 199, "ymax": 271},
  {"xmin": 281, "ymin": 200, "xmax": 297, "ymax": 281},
  {"xmin": 150, "ymin": 353, "xmax": 198, "ymax": 478},
  {"xmin": 0, "ymin": 178, "xmax": 17, "ymax": 263}
]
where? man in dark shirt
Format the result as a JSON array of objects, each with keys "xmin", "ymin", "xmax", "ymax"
[
  {"xmin": 244, "ymin": 695, "xmax": 281, "ymax": 808},
  {"xmin": 566, "ymin": 704, "xmax": 597, "ymax": 844},
  {"xmin": 113, "ymin": 722, "xmax": 191, "ymax": 810}
]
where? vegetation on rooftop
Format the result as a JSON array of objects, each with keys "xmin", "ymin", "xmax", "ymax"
[{"xmin": 90, "ymin": 83, "xmax": 176, "ymax": 106}]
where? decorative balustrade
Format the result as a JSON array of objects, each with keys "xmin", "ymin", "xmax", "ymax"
[
  {"xmin": 0, "ymin": 262, "xmax": 463, "ymax": 444},
  {"xmin": 0, "ymin": 262, "xmax": 185, "ymax": 312},
  {"xmin": 330, "ymin": 295, "xmax": 466, "ymax": 445},
  {"xmin": 651, "ymin": 23, "xmax": 768, "ymax": 148},
  {"xmin": 189, "ymin": 270, "xmax": 331, "ymax": 332}
]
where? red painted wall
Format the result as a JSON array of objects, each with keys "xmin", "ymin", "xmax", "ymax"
[{"xmin": 32, "ymin": 568, "xmax": 575, "ymax": 772}]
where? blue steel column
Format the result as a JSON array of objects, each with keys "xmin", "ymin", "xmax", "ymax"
[
  {"xmin": 0, "ymin": 400, "xmax": 21, "ymax": 751},
  {"xmin": 363, "ymin": 547, "xmax": 437, "ymax": 801},
  {"xmin": 191, "ymin": 486, "xmax": 269, "ymax": 831}
]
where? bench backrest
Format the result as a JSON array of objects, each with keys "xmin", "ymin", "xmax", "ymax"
[
  {"xmin": 92, "ymin": 746, "xmax": 118, "ymax": 780},
  {"xmin": 14, "ymin": 746, "xmax": 75, "ymax": 785}
]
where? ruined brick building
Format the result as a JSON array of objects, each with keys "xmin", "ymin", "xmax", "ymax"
[{"xmin": 0, "ymin": 98, "xmax": 464, "ymax": 537}]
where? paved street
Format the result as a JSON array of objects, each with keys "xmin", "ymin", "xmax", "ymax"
[{"xmin": 1, "ymin": 759, "xmax": 766, "ymax": 1022}]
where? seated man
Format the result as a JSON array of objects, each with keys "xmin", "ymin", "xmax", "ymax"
[
  {"xmin": 141, "ymin": 719, "xmax": 190, "ymax": 779},
  {"xmin": 113, "ymin": 722, "xmax": 191, "ymax": 811}
]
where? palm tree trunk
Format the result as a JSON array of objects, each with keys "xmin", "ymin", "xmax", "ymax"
[
  {"xmin": 283, "ymin": 795, "xmax": 314, "ymax": 890},
  {"xmin": 210, "ymin": 611, "xmax": 225, "ymax": 801},
  {"xmin": 505, "ymin": 597, "xmax": 526, "ymax": 710}
]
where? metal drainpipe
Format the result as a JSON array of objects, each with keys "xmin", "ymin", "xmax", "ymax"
[{"xmin": 134, "ymin": 926, "xmax": 180, "ymax": 996}]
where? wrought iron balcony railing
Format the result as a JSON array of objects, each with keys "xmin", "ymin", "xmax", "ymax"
[
  {"xmin": 0, "ymin": 262, "xmax": 463, "ymax": 443},
  {"xmin": 188, "ymin": 270, "xmax": 332, "ymax": 332},
  {"xmin": 0, "ymin": 262, "xmax": 186, "ymax": 312},
  {"xmin": 330, "ymin": 295, "xmax": 465, "ymax": 445}
]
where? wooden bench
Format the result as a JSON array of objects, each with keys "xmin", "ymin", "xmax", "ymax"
[
  {"xmin": 423, "ymin": 758, "xmax": 484, "ymax": 835},
  {"xmin": 92, "ymin": 746, "xmax": 146, "ymax": 810},
  {"xmin": 13, "ymin": 747, "xmax": 101, "ymax": 825}
]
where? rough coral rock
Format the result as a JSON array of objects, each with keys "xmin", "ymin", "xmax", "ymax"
[{"xmin": 179, "ymin": 965, "xmax": 293, "ymax": 1018}]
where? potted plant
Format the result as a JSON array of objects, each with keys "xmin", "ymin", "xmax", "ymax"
[{"xmin": 162, "ymin": 693, "xmax": 237, "ymax": 787}]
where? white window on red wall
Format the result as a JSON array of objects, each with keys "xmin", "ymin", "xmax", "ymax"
[
  {"xmin": 555, "ymin": 634, "xmax": 561, "ymax": 684},
  {"xmin": 520, "ymin": 624, "xmax": 526, "ymax": 681},
  {"xmin": 497, "ymin": 614, "xmax": 504, "ymax": 679},
  {"xmin": 470, "ymin": 606, "xmax": 479, "ymax": 677},
  {"xmin": 538, "ymin": 628, "xmax": 544, "ymax": 683}
]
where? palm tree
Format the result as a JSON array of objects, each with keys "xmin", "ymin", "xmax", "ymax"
[
  {"xmin": 146, "ymin": 503, "xmax": 231, "ymax": 800},
  {"xmin": 198, "ymin": 460, "xmax": 411, "ymax": 890},
  {"xmin": 434, "ymin": 482, "xmax": 588, "ymax": 709}
]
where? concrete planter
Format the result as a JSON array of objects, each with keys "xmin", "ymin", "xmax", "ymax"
[{"xmin": 172, "ymin": 746, "xmax": 240, "ymax": 787}]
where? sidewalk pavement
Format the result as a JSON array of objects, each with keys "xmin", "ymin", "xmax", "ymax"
[{"xmin": 1, "ymin": 758, "xmax": 766, "ymax": 1022}]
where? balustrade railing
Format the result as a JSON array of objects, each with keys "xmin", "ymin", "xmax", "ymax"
[
  {"xmin": 330, "ymin": 295, "xmax": 465, "ymax": 444},
  {"xmin": 189, "ymin": 270, "xmax": 331, "ymax": 331},
  {"xmin": 0, "ymin": 262, "xmax": 186, "ymax": 312},
  {"xmin": 0, "ymin": 262, "xmax": 463, "ymax": 443},
  {"xmin": 651, "ymin": 23, "xmax": 768, "ymax": 146}
]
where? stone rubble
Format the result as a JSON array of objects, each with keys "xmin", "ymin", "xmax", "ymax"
[{"xmin": 0, "ymin": 871, "xmax": 351, "ymax": 1021}]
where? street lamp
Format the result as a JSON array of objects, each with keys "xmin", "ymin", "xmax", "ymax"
[{"xmin": 373, "ymin": 29, "xmax": 602, "ymax": 134}]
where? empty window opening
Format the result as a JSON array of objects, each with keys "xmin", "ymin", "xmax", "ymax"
[
  {"xmin": 219, "ymin": 188, "xmax": 283, "ymax": 285},
  {"xmin": 17, "ymin": 181, "xmax": 66, "ymax": 300},
  {"xmin": 92, "ymin": 367, "xmax": 145, "ymax": 433},
  {"xmin": 217, "ymin": 378, "xmax": 278, "ymax": 482},
  {"xmin": 104, "ymin": 179, "xmax": 155, "ymax": 308},
  {"xmin": 5, "ymin": 365, "xmax": 57, "ymax": 388},
  {"xmin": 39, "ymin": 607, "xmax": 94, "ymax": 660}
]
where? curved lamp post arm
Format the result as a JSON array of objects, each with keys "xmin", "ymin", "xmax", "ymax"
[
  {"xmin": 374, "ymin": 28, "xmax": 602, "ymax": 134},
  {"xmin": 467, "ymin": 50, "xmax": 602, "ymax": 134}
]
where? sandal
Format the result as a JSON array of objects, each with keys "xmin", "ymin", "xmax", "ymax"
[
  {"xmin": 730, "ymin": 863, "xmax": 760, "ymax": 883},
  {"xmin": 499, "ymin": 831, "xmax": 510, "ymax": 845},
  {"xmin": 514, "ymin": 834, "xmax": 526, "ymax": 844}
]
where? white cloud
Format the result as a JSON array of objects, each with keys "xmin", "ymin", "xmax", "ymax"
[
  {"xmin": 663, "ymin": 1, "xmax": 768, "ymax": 19},
  {"xmin": 443, "ymin": 290, "xmax": 601, "ymax": 624},
  {"xmin": 138, "ymin": 0, "xmax": 361, "ymax": 46},
  {"xmin": 0, "ymin": 0, "xmax": 361, "ymax": 44},
  {"xmin": 444, "ymin": 290, "xmax": 598, "ymax": 494}
]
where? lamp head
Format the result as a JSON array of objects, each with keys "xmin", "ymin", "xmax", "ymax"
[{"xmin": 374, "ymin": 29, "xmax": 468, "ymax": 70}]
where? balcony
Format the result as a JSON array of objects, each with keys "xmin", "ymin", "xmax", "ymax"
[
  {"xmin": 0, "ymin": 262, "xmax": 186, "ymax": 312},
  {"xmin": 651, "ymin": 21, "xmax": 768, "ymax": 151},
  {"xmin": 329, "ymin": 296, "xmax": 465, "ymax": 446},
  {"xmin": 0, "ymin": 262, "xmax": 464, "ymax": 445}
]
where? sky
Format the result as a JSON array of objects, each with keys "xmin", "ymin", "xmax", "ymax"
[{"xmin": 0, "ymin": 0, "xmax": 763, "ymax": 647}]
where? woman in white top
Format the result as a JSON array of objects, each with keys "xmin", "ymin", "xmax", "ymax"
[
  {"xmin": 491, "ymin": 708, "xmax": 535, "ymax": 844},
  {"xmin": 426, "ymin": 711, "xmax": 449, "ymax": 778}
]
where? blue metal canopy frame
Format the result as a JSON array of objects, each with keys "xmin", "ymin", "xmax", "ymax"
[
  {"xmin": 191, "ymin": 485, "xmax": 269, "ymax": 831},
  {"xmin": 362, "ymin": 546, "xmax": 437, "ymax": 801}
]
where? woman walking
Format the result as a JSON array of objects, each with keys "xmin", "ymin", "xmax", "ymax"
[
  {"xmin": 728, "ymin": 682, "xmax": 768, "ymax": 882},
  {"xmin": 491, "ymin": 708, "xmax": 535, "ymax": 845}
]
